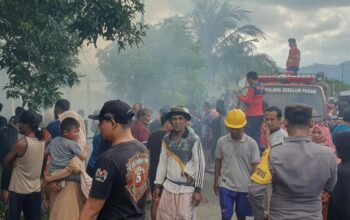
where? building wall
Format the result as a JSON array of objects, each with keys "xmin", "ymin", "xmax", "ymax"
[{"xmin": 0, "ymin": 70, "xmax": 22, "ymax": 119}]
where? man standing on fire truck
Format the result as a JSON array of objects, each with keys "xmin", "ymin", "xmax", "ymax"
[
  {"xmin": 286, "ymin": 38, "xmax": 301, "ymax": 75},
  {"xmin": 237, "ymin": 71, "xmax": 265, "ymax": 151}
]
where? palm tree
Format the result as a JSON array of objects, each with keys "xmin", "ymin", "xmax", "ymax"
[{"xmin": 189, "ymin": 0, "xmax": 271, "ymax": 85}]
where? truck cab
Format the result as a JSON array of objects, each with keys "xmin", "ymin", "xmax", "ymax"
[
  {"xmin": 259, "ymin": 74, "xmax": 328, "ymax": 121},
  {"xmin": 237, "ymin": 73, "xmax": 329, "ymax": 122}
]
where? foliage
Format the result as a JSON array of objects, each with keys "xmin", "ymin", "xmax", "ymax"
[
  {"xmin": 0, "ymin": 0, "xmax": 145, "ymax": 110},
  {"xmin": 325, "ymin": 77, "xmax": 350, "ymax": 96},
  {"xmin": 189, "ymin": 0, "xmax": 276, "ymax": 89},
  {"xmin": 98, "ymin": 16, "xmax": 207, "ymax": 108}
]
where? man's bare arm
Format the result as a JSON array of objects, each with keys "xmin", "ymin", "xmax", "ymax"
[
  {"xmin": 79, "ymin": 197, "xmax": 106, "ymax": 220},
  {"xmin": 214, "ymin": 159, "xmax": 222, "ymax": 195},
  {"xmin": 4, "ymin": 138, "xmax": 27, "ymax": 168},
  {"xmin": 251, "ymin": 162, "xmax": 259, "ymax": 174}
]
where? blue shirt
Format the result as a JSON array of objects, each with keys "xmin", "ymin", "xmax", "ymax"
[
  {"xmin": 46, "ymin": 120, "xmax": 61, "ymax": 139},
  {"xmin": 332, "ymin": 124, "xmax": 350, "ymax": 144},
  {"xmin": 88, "ymin": 134, "xmax": 102, "ymax": 169}
]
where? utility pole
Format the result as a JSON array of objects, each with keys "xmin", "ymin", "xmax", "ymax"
[{"xmin": 341, "ymin": 63, "xmax": 344, "ymax": 82}]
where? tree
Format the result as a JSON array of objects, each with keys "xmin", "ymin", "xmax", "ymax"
[
  {"xmin": 189, "ymin": 0, "xmax": 275, "ymax": 89},
  {"xmin": 0, "ymin": 0, "xmax": 145, "ymax": 110},
  {"xmin": 325, "ymin": 77, "xmax": 350, "ymax": 97},
  {"xmin": 98, "ymin": 16, "xmax": 207, "ymax": 108}
]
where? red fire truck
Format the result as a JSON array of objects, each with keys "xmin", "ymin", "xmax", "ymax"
[{"xmin": 238, "ymin": 72, "xmax": 329, "ymax": 121}]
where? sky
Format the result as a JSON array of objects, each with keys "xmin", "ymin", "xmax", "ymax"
[{"xmin": 80, "ymin": 0, "xmax": 350, "ymax": 68}]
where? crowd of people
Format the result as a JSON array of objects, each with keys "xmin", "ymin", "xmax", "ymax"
[{"xmin": 0, "ymin": 70, "xmax": 349, "ymax": 220}]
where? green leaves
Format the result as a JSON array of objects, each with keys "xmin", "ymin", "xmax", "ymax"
[
  {"xmin": 0, "ymin": 0, "xmax": 145, "ymax": 110},
  {"xmin": 71, "ymin": 0, "xmax": 145, "ymax": 48},
  {"xmin": 190, "ymin": 0, "xmax": 275, "ymax": 88},
  {"xmin": 326, "ymin": 77, "xmax": 350, "ymax": 96}
]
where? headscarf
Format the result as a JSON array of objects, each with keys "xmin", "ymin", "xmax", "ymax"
[
  {"xmin": 58, "ymin": 111, "xmax": 91, "ymax": 198},
  {"xmin": 311, "ymin": 124, "xmax": 335, "ymax": 149},
  {"xmin": 312, "ymin": 124, "xmax": 341, "ymax": 164},
  {"xmin": 59, "ymin": 111, "xmax": 87, "ymax": 146},
  {"xmin": 311, "ymin": 124, "xmax": 327, "ymax": 145}
]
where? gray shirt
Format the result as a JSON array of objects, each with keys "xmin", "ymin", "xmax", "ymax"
[
  {"xmin": 48, "ymin": 136, "xmax": 82, "ymax": 172},
  {"xmin": 249, "ymin": 136, "xmax": 337, "ymax": 220},
  {"xmin": 216, "ymin": 134, "xmax": 260, "ymax": 192}
]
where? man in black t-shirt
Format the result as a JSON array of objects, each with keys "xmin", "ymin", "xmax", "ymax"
[
  {"xmin": 147, "ymin": 113, "xmax": 172, "ymax": 220},
  {"xmin": 0, "ymin": 122, "xmax": 18, "ymax": 203},
  {"xmin": 79, "ymin": 100, "xmax": 150, "ymax": 220},
  {"xmin": 149, "ymin": 105, "xmax": 170, "ymax": 133},
  {"xmin": 0, "ymin": 103, "xmax": 7, "ymax": 128}
]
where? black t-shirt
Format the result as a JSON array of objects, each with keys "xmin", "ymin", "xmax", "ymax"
[
  {"xmin": 149, "ymin": 120, "xmax": 161, "ymax": 133},
  {"xmin": 99, "ymin": 138, "xmax": 112, "ymax": 154},
  {"xmin": 146, "ymin": 129, "xmax": 168, "ymax": 192},
  {"xmin": 90, "ymin": 140, "xmax": 149, "ymax": 220},
  {"xmin": 0, "ymin": 126, "xmax": 17, "ymax": 163},
  {"xmin": 211, "ymin": 115, "xmax": 224, "ymax": 144},
  {"xmin": 0, "ymin": 116, "xmax": 7, "ymax": 128}
]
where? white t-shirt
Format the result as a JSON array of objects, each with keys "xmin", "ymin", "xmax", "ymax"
[{"xmin": 269, "ymin": 128, "xmax": 288, "ymax": 146}]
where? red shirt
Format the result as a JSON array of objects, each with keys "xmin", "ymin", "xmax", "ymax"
[
  {"xmin": 131, "ymin": 120, "xmax": 150, "ymax": 143},
  {"xmin": 286, "ymin": 45, "xmax": 300, "ymax": 68},
  {"xmin": 238, "ymin": 82, "xmax": 264, "ymax": 116}
]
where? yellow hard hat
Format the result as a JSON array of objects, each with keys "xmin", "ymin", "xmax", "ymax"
[{"xmin": 225, "ymin": 109, "xmax": 247, "ymax": 128}]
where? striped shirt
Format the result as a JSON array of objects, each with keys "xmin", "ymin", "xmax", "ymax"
[{"xmin": 154, "ymin": 128, "xmax": 205, "ymax": 193}]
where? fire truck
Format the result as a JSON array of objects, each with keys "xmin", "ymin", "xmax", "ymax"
[{"xmin": 238, "ymin": 72, "xmax": 329, "ymax": 121}]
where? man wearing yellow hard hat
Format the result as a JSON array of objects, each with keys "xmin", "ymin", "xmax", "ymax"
[{"xmin": 214, "ymin": 109, "xmax": 260, "ymax": 220}]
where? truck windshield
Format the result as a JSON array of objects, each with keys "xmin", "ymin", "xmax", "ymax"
[{"xmin": 264, "ymin": 85, "xmax": 326, "ymax": 121}]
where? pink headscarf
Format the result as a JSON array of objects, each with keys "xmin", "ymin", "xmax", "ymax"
[
  {"xmin": 312, "ymin": 124, "xmax": 341, "ymax": 164},
  {"xmin": 311, "ymin": 124, "xmax": 335, "ymax": 149}
]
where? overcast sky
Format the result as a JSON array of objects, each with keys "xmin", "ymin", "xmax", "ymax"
[
  {"xmin": 144, "ymin": 0, "xmax": 350, "ymax": 67},
  {"xmin": 80, "ymin": 0, "xmax": 350, "ymax": 68}
]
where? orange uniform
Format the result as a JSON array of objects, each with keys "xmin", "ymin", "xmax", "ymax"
[{"xmin": 286, "ymin": 45, "xmax": 300, "ymax": 68}]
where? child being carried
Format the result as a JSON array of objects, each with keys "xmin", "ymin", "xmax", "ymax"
[{"xmin": 46, "ymin": 117, "xmax": 88, "ymax": 185}]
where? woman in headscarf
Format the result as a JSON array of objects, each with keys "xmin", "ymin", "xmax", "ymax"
[
  {"xmin": 327, "ymin": 131, "xmax": 350, "ymax": 220},
  {"xmin": 311, "ymin": 125, "xmax": 340, "ymax": 220},
  {"xmin": 45, "ymin": 111, "xmax": 91, "ymax": 220}
]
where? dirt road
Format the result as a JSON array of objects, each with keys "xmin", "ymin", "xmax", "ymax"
[{"xmin": 196, "ymin": 172, "xmax": 253, "ymax": 220}]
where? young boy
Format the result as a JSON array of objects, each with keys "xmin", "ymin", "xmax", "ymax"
[
  {"xmin": 46, "ymin": 117, "xmax": 89, "ymax": 220},
  {"xmin": 47, "ymin": 117, "xmax": 88, "ymax": 176}
]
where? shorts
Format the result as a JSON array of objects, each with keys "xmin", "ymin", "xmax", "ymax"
[
  {"xmin": 219, "ymin": 187, "xmax": 253, "ymax": 219},
  {"xmin": 156, "ymin": 189, "xmax": 194, "ymax": 220}
]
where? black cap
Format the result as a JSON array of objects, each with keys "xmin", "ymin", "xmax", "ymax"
[
  {"xmin": 88, "ymin": 100, "xmax": 134, "ymax": 124},
  {"xmin": 166, "ymin": 106, "xmax": 191, "ymax": 121}
]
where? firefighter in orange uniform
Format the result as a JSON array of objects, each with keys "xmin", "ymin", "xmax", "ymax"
[{"xmin": 286, "ymin": 38, "xmax": 301, "ymax": 75}]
